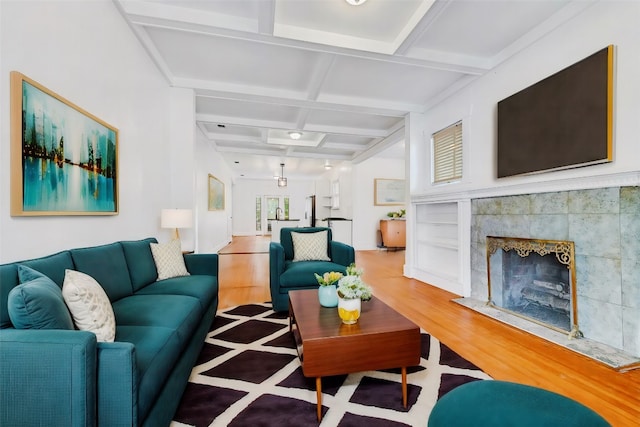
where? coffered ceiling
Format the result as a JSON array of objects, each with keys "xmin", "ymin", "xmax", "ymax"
[{"xmin": 114, "ymin": 0, "xmax": 591, "ymax": 180}]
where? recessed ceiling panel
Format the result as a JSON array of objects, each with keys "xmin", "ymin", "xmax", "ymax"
[
  {"xmin": 202, "ymin": 123, "xmax": 263, "ymax": 138},
  {"xmin": 146, "ymin": 0, "xmax": 261, "ymax": 19},
  {"xmin": 412, "ymin": 1, "xmax": 570, "ymax": 57},
  {"xmin": 306, "ymin": 108, "xmax": 402, "ymax": 133},
  {"xmin": 197, "ymin": 97, "xmax": 298, "ymax": 125},
  {"xmin": 146, "ymin": 27, "xmax": 321, "ymax": 92},
  {"xmin": 322, "ymin": 56, "xmax": 464, "ymax": 104}
]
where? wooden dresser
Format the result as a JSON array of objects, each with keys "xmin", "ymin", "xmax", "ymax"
[{"xmin": 380, "ymin": 219, "xmax": 406, "ymax": 248}]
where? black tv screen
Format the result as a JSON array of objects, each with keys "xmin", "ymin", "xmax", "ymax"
[{"xmin": 497, "ymin": 45, "xmax": 613, "ymax": 178}]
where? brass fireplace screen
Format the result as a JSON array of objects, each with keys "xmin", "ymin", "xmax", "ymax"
[{"xmin": 486, "ymin": 236, "xmax": 580, "ymax": 338}]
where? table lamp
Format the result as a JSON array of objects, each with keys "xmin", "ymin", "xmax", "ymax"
[{"xmin": 160, "ymin": 208, "xmax": 193, "ymax": 240}]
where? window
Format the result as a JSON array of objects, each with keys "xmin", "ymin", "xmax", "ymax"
[
  {"xmin": 432, "ymin": 121, "xmax": 462, "ymax": 184},
  {"xmin": 255, "ymin": 197, "xmax": 262, "ymax": 231}
]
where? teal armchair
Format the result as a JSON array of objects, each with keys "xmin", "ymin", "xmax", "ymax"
[{"xmin": 269, "ymin": 227, "xmax": 355, "ymax": 312}]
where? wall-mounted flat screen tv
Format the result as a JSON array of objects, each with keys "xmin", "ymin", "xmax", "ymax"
[{"xmin": 497, "ymin": 45, "xmax": 613, "ymax": 178}]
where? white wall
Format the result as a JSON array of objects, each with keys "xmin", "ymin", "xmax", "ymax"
[
  {"xmin": 195, "ymin": 128, "xmax": 234, "ymax": 253},
  {"xmin": 414, "ymin": 1, "xmax": 640, "ymax": 199},
  {"xmin": 353, "ymin": 156, "xmax": 406, "ymax": 250},
  {"xmin": 0, "ymin": 1, "xmax": 189, "ymax": 262}
]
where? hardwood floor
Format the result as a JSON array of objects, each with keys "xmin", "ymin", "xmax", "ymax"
[{"xmin": 217, "ymin": 236, "xmax": 640, "ymax": 426}]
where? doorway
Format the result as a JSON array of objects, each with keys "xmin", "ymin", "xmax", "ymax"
[{"xmin": 259, "ymin": 196, "xmax": 289, "ymax": 234}]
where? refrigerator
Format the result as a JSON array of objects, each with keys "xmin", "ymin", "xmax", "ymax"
[{"xmin": 321, "ymin": 218, "xmax": 352, "ymax": 246}]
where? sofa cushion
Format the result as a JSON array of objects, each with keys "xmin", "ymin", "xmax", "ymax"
[
  {"xmin": 291, "ymin": 230, "xmax": 331, "ymax": 261},
  {"xmin": 21, "ymin": 251, "xmax": 75, "ymax": 287},
  {"xmin": 70, "ymin": 242, "xmax": 133, "ymax": 302},
  {"xmin": 62, "ymin": 270, "xmax": 116, "ymax": 342},
  {"xmin": 279, "ymin": 260, "xmax": 348, "ymax": 289},
  {"xmin": 111, "ymin": 294, "xmax": 202, "ymax": 344},
  {"xmin": 150, "ymin": 240, "xmax": 190, "ymax": 280},
  {"xmin": 8, "ymin": 270, "xmax": 74, "ymax": 330},
  {"xmin": 134, "ymin": 276, "xmax": 218, "ymax": 312},
  {"xmin": 115, "ymin": 325, "xmax": 182, "ymax": 422},
  {"xmin": 120, "ymin": 238, "xmax": 158, "ymax": 292}
]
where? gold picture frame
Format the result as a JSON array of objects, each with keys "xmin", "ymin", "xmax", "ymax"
[
  {"xmin": 208, "ymin": 174, "xmax": 225, "ymax": 211},
  {"xmin": 374, "ymin": 178, "xmax": 405, "ymax": 206},
  {"xmin": 10, "ymin": 71, "xmax": 119, "ymax": 216}
]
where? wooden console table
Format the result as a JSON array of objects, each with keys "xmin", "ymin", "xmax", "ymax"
[{"xmin": 380, "ymin": 219, "xmax": 406, "ymax": 248}]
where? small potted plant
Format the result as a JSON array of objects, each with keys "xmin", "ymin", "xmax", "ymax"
[
  {"xmin": 314, "ymin": 271, "xmax": 343, "ymax": 307},
  {"xmin": 336, "ymin": 264, "xmax": 372, "ymax": 324}
]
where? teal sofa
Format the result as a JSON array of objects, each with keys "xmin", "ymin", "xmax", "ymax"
[
  {"xmin": 0, "ymin": 238, "xmax": 219, "ymax": 427},
  {"xmin": 269, "ymin": 227, "xmax": 355, "ymax": 312}
]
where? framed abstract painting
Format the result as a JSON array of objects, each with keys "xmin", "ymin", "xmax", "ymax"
[{"xmin": 10, "ymin": 71, "xmax": 119, "ymax": 216}]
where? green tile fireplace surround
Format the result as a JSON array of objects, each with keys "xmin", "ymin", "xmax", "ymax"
[{"xmin": 469, "ymin": 186, "xmax": 640, "ymax": 358}]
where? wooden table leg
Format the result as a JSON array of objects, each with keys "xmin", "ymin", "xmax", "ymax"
[
  {"xmin": 316, "ymin": 377, "xmax": 323, "ymax": 421},
  {"xmin": 401, "ymin": 366, "xmax": 408, "ymax": 408}
]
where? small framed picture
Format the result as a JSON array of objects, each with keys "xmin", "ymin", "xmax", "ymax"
[
  {"xmin": 208, "ymin": 174, "xmax": 225, "ymax": 211},
  {"xmin": 374, "ymin": 178, "xmax": 405, "ymax": 206}
]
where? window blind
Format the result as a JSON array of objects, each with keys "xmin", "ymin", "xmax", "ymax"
[{"xmin": 432, "ymin": 121, "xmax": 462, "ymax": 183}]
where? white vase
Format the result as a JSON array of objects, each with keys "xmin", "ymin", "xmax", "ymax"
[{"xmin": 338, "ymin": 297, "xmax": 361, "ymax": 325}]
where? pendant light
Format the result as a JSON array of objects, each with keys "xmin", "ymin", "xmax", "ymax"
[{"xmin": 277, "ymin": 163, "xmax": 287, "ymax": 187}]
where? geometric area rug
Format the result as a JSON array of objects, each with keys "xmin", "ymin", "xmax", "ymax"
[{"xmin": 171, "ymin": 303, "xmax": 492, "ymax": 427}]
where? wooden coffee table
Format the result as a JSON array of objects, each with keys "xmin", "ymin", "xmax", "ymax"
[{"xmin": 288, "ymin": 289, "xmax": 421, "ymax": 421}]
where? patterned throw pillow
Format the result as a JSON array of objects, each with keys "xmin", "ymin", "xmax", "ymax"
[
  {"xmin": 62, "ymin": 269, "xmax": 116, "ymax": 342},
  {"xmin": 150, "ymin": 239, "xmax": 190, "ymax": 280},
  {"xmin": 291, "ymin": 230, "xmax": 330, "ymax": 262}
]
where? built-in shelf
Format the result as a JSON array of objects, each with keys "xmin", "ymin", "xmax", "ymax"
[{"xmin": 410, "ymin": 200, "xmax": 471, "ymax": 296}]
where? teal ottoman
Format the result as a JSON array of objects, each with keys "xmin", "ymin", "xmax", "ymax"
[{"xmin": 428, "ymin": 380, "xmax": 611, "ymax": 427}]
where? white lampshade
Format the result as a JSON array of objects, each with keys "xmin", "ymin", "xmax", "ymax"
[
  {"xmin": 161, "ymin": 209, "xmax": 193, "ymax": 240},
  {"xmin": 161, "ymin": 209, "xmax": 193, "ymax": 229}
]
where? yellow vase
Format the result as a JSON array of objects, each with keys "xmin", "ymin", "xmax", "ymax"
[{"xmin": 338, "ymin": 297, "xmax": 361, "ymax": 325}]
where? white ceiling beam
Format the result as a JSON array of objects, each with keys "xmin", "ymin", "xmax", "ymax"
[
  {"xmin": 204, "ymin": 133, "xmax": 264, "ymax": 144},
  {"xmin": 196, "ymin": 113, "xmax": 294, "ymax": 132},
  {"xmin": 394, "ymin": 0, "xmax": 450, "ymax": 56},
  {"xmin": 352, "ymin": 127, "xmax": 405, "ymax": 164},
  {"xmin": 303, "ymin": 124, "xmax": 388, "ymax": 139},
  {"xmin": 117, "ymin": 0, "xmax": 257, "ymax": 33},
  {"xmin": 112, "ymin": 0, "xmax": 174, "ymax": 85},
  {"xmin": 197, "ymin": 112, "xmax": 392, "ymax": 140},
  {"xmin": 390, "ymin": 0, "xmax": 438, "ymax": 55},
  {"xmin": 186, "ymin": 79, "xmax": 418, "ymax": 117},
  {"xmin": 119, "ymin": 2, "xmax": 490, "ymax": 75},
  {"xmin": 257, "ymin": 0, "xmax": 276, "ymax": 35}
]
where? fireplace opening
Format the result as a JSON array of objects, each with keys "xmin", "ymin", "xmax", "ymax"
[{"xmin": 486, "ymin": 236, "xmax": 580, "ymax": 338}]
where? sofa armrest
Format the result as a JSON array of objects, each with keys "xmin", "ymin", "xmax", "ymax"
[
  {"xmin": 330, "ymin": 241, "xmax": 355, "ymax": 266},
  {"xmin": 269, "ymin": 242, "xmax": 285, "ymax": 292},
  {"xmin": 0, "ymin": 329, "xmax": 97, "ymax": 427},
  {"xmin": 184, "ymin": 253, "xmax": 219, "ymax": 277},
  {"xmin": 96, "ymin": 341, "xmax": 138, "ymax": 427}
]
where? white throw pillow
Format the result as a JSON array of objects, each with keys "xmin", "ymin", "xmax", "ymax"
[
  {"xmin": 150, "ymin": 239, "xmax": 190, "ymax": 280},
  {"xmin": 292, "ymin": 230, "xmax": 330, "ymax": 262},
  {"xmin": 62, "ymin": 269, "xmax": 116, "ymax": 342}
]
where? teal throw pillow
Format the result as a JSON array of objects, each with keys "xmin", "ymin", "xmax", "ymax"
[
  {"xmin": 8, "ymin": 266, "xmax": 74, "ymax": 330},
  {"xmin": 17, "ymin": 264, "xmax": 49, "ymax": 282}
]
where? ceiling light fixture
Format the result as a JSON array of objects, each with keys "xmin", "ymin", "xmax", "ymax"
[
  {"xmin": 277, "ymin": 163, "xmax": 287, "ymax": 187},
  {"xmin": 345, "ymin": 0, "xmax": 367, "ymax": 5},
  {"xmin": 324, "ymin": 160, "xmax": 333, "ymax": 170},
  {"xmin": 288, "ymin": 131, "xmax": 302, "ymax": 140}
]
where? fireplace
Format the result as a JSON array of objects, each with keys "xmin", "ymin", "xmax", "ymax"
[{"xmin": 486, "ymin": 236, "xmax": 581, "ymax": 338}]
